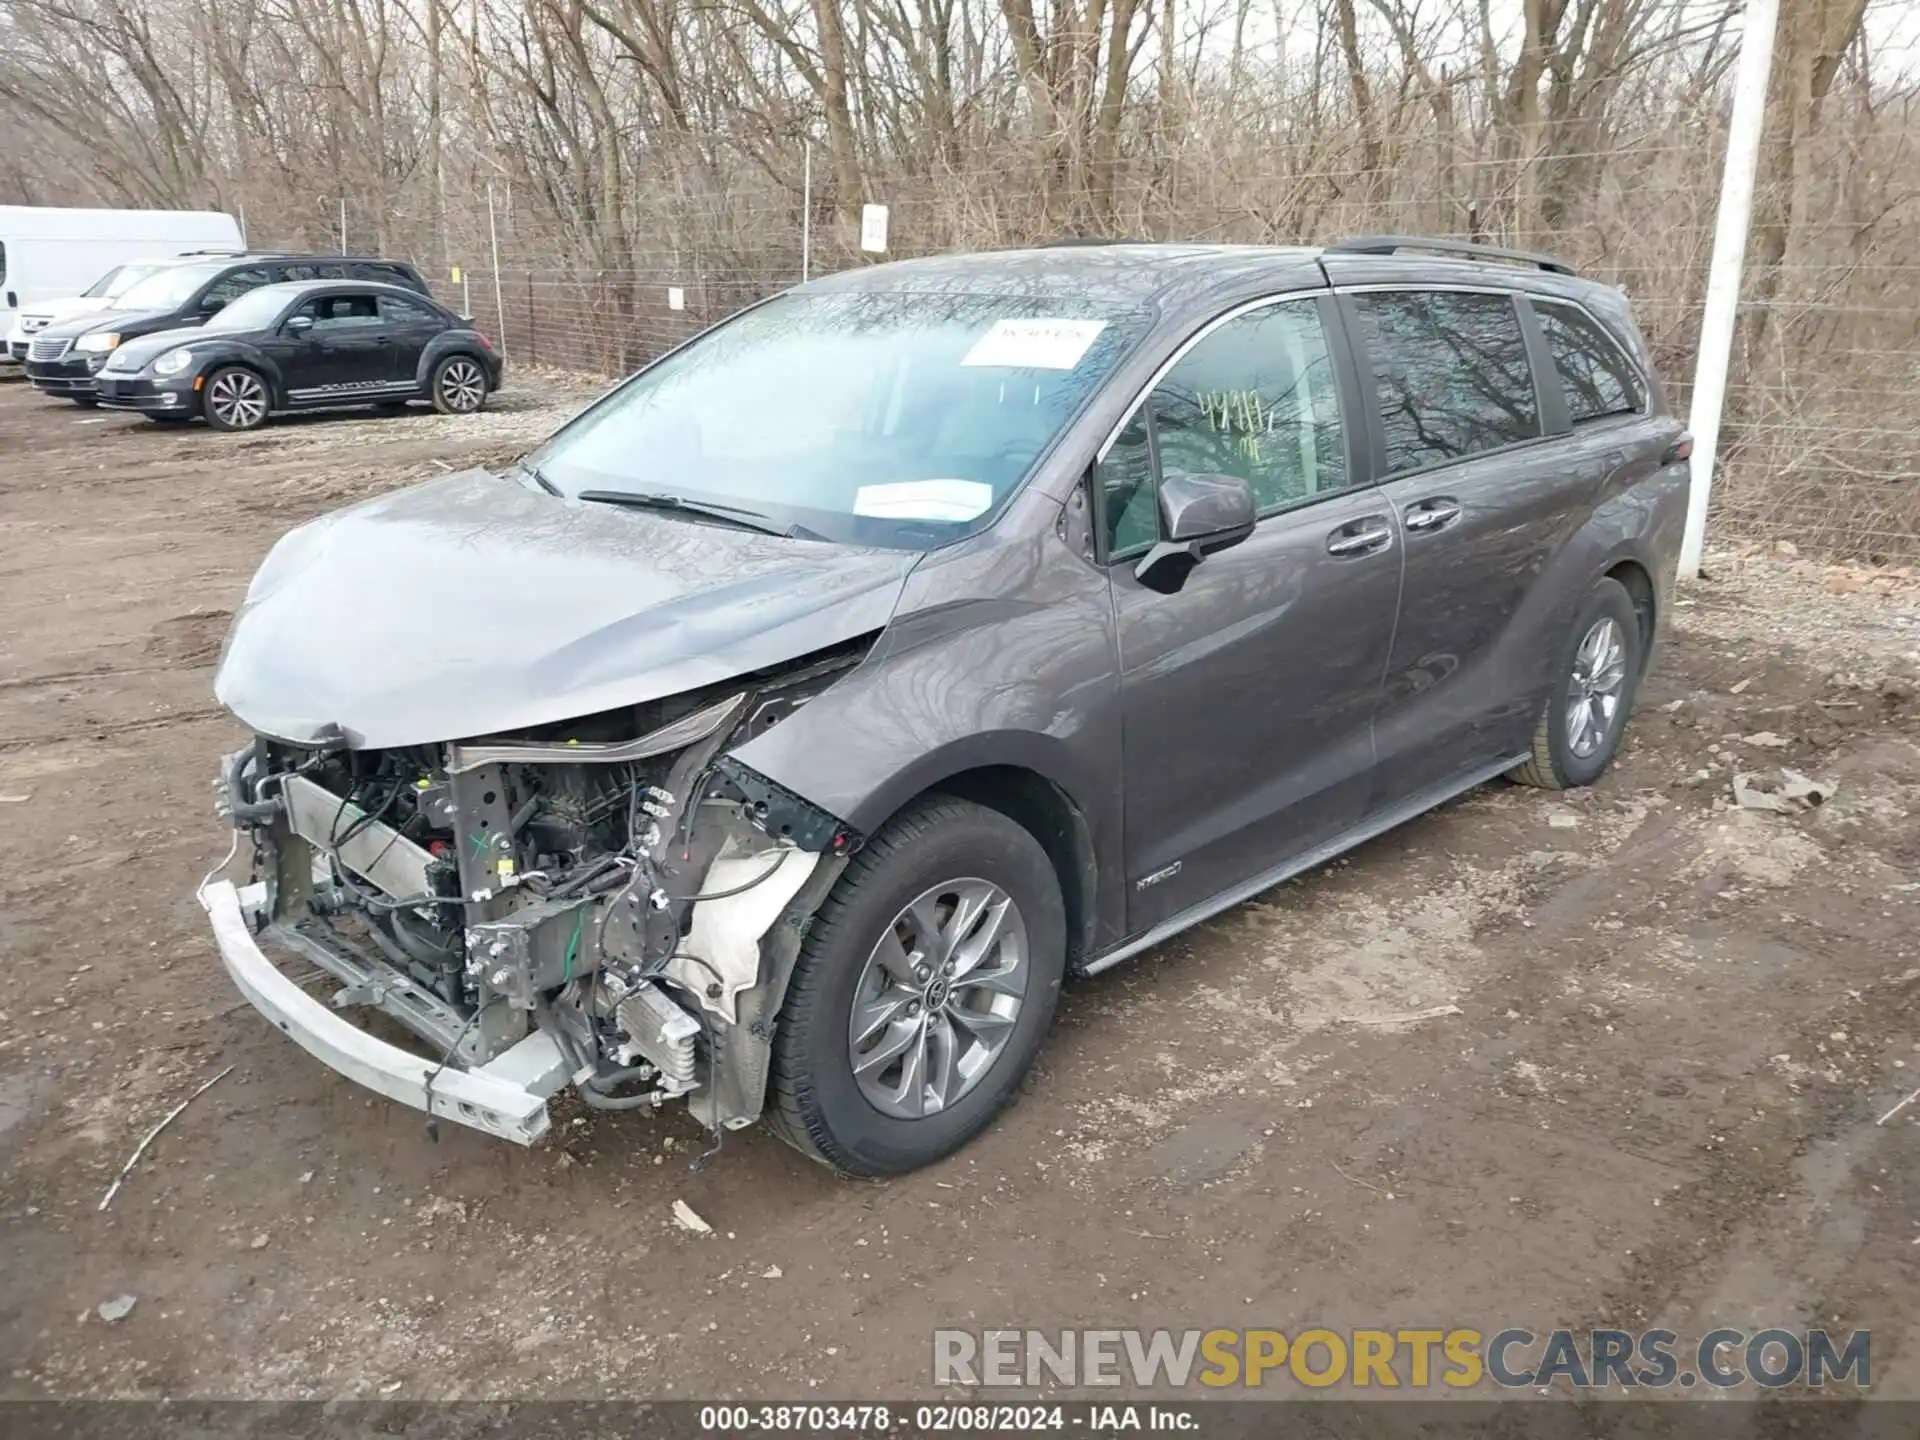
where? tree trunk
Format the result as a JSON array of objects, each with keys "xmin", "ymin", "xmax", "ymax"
[{"xmin": 812, "ymin": 0, "xmax": 868, "ymax": 235}]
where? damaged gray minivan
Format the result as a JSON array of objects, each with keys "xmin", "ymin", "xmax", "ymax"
[{"xmin": 202, "ymin": 237, "xmax": 1689, "ymax": 1175}]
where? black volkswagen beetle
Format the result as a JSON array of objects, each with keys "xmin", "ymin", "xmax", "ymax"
[{"xmin": 94, "ymin": 279, "xmax": 502, "ymax": 430}]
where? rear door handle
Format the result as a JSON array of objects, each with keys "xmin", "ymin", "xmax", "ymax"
[
  {"xmin": 1327, "ymin": 516, "xmax": 1394, "ymax": 557},
  {"xmin": 1403, "ymin": 498, "xmax": 1462, "ymax": 533}
]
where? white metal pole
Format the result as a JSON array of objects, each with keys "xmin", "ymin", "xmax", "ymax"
[
  {"xmin": 339, "ymin": 198, "xmax": 347, "ymax": 255},
  {"xmin": 487, "ymin": 182, "xmax": 509, "ymax": 357},
  {"xmin": 802, "ymin": 141, "xmax": 813, "ymax": 283},
  {"xmin": 1679, "ymin": 0, "xmax": 1779, "ymax": 581}
]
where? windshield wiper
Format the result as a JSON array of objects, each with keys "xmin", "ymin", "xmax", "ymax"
[
  {"xmin": 518, "ymin": 459, "xmax": 561, "ymax": 496},
  {"xmin": 576, "ymin": 489, "xmax": 798, "ymax": 539}
]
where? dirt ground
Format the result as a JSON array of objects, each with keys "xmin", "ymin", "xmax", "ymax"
[{"xmin": 1, "ymin": 375, "xmax": 1917, "ymax": 1406}]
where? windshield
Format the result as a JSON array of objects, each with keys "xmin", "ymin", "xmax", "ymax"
[
  {"xmin": 528, "ymin": 291, "xmax": 1149, "ymax": 549},
  {"xmin": 113, "ymin": 262, "xmax": 225, "ymax": 311},
  {"xmin": 201, "ymin": 286, "xmax": 295, "ymax": 333},
  {"xmin": 85, "ymin": 263, "xmax": 172, "ymax": 300}
]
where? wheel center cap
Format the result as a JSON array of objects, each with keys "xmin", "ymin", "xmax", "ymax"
[{"xmin": 924, "ymin": 977, "xmax": 951, "ymax": 1009}]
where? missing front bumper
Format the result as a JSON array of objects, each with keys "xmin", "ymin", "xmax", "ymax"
[{"xmin": 199, "ymin": 876, "xmax": 568, "ymax": 1144}]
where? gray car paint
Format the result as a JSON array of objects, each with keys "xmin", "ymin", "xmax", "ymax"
[
  {"xmin": 730, "ymin": 246, "xmax": 1684, "ymax": 956},
  {"xmin": 214, "ymin": 242, "xmax": 1686, "ymax": 968},
  {"xmin": 215, "ymin": 468, "xmax": 916, "ymax": 748}
]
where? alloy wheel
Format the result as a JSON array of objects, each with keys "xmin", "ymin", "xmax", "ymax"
[
  {"xmin": 848, "ymin": 878, "xmax": 1028, "ymax": 1119},
  {"xmin": 208, "ymin": 370, "xmax": 266, "ymax": 429},
  {"xmin": 440, "ymin": 359, "xmax": 485, "ymax": 412},
  {"xmin": 1566, "ymin": 616, "xmax": 1628, "ymax": 759}
]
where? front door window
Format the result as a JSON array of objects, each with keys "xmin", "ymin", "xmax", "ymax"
[{"xmin": 1100, "ymin": 298, "xmax": 1352, "ymax": 556}]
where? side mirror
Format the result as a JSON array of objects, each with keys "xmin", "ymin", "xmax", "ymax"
[
  {"xmin": 285, "ymin": 314, "xmax": 314, "ymax": 336},
  {"xmin": 1133, "ymin": 472, "xmax": 1257, "ymax": 594}
]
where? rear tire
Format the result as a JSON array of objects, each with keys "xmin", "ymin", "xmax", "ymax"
[
  {"xmin": 430, "ymin": 355, "xmax": 488, "ymax": 415},
  {"xmin": 1510, "ymin": 577, "xmax": 1643, "ymax": 790},
  {"xmin": 202, "ymin": 366, "xmax": 270, "ymax": 432},
  {"xmin": 768, "ymin": 797, "xmax": 1066, "ymax": 1177}
]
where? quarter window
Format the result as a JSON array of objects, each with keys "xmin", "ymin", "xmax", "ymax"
[
  {"xmin": 1100, "ymin": 412, "xmax": 1158, "ymax": 556},
  {"xmin": 1099, "ymin": 299, "xmax": 1351, "ymax": 556},
  {"xmin": 1354, "ymin": 291, "xmax": 1539, "ymax": 473},
  {"xmin": 379, "ymin": 294, "xmax": 437, "ymax": 324},
  {"xmin": 298, "ymin": 294, "xmax": 383, "ymax": 329},
  {"xmin": 201, "ymin": 267, "xmax": 270, "ymax": 308},
  {"xmin": 1535, "ymin": 299, "xmax": 1643, "ymax": 423}
]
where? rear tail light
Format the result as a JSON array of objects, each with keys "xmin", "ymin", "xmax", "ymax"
[
  {"xmin": 475, "ymin": 332, "xmax": 494, "ymax": 351},
  {"xmin": 1662, "ymin": 434, "xmax": 1694, "ymax": 466}
]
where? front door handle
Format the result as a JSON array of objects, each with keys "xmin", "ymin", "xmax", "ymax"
[
  {"xmin": 1403, "ymin": 498, "xmax": 1462, "ymax": 533},
  {"xmin": 1327, "ymin": 516, "xmax": 1394, "ymax": 557}
]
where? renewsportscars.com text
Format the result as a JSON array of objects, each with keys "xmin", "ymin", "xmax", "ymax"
[{"xmin": 932, "ymin": 1327, "xmax": 1870, "ymax": 1390}]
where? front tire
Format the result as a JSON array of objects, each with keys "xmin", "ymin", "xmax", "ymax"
[
  {"xmin": 430, "ymin": 355, "xmax": 488, "ymax": 415},
  {"xmin": 768, "ymin": 797, "xmax": 1066, "ymax": 1177},
  {"xmin": 1510, "ymin": 577, "xmax": 1643, "ymax": 790},
  {"xmin": 70, "ymin": 395, "xmax": 99, "ymax": 409},
  {"xmin": 202, "ymin": 366, "xmax": 270, "ymax": 432}
]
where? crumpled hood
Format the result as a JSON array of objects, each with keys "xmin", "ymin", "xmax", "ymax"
[{"xmin": 215, "ymin": 469, "xmax": 917, "ymax": 748}]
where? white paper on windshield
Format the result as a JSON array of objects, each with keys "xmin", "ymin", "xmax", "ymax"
[
  {"xmin": 961, "ymin": 318, "xmax": 1106, "ymax": 371},
  {"xmin": 853, "ymin": 479, "xmax": 995, "ymax": 522}
]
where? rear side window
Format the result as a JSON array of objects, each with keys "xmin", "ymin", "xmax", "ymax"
[
  {"xmin": 378, "ymin": 294, "xmax": 438, "ymax": 324},
  {"xmin": 1354, "ymin": 291, "xmax": 1539, "ymax": 473},
  {"xmin": 1535, "ymin": 298, "xmax": 1644, "ymax": 423}
]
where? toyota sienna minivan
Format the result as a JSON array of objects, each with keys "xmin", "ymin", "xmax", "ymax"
[{"xmin": 200, "ymin": 237, "xmax": 1687, "ymax": 1176}]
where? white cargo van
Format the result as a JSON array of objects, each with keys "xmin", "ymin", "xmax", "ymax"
[{"xmin": 0, "ymin": 206, "xmax": 243, "ymax": 361}]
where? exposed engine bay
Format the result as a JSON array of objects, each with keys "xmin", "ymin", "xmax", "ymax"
[{"xmin": 209, "ymin": 642, "xmax": 868, "ymax": 1144}]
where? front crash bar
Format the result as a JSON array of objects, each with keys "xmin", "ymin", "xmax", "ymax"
[{"xmin": 199, "ymin": 877, "xmax": 564, "ymax": 1145}]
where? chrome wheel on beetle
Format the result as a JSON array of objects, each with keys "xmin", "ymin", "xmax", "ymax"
[
  {"xmin": 848, "ymin": 879, "xmax": 1028, "ymax": 1118},
  {"xmin": 1565, "ymin": 616, "xmax": 1628, "ymax": 759},
  {"xmin": 433, "ymin": 356, "xmax": 487, "ymax": 414},
  {"xmin": 204, "ymin": 367, "xmax": 269, "ymax": 431}
]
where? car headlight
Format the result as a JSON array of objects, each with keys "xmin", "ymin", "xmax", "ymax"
[
  {"xmin": 152, "ymin": 348, "xmax": 193, "ymax": 377},
  {"xmin": 75, "ymin": 332, "xmax": 121, "ymax": 353}
]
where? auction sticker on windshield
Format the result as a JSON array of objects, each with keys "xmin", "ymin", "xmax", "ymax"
[
  {"xmin": 854, "ymin": 479, "xmax": 995, "ymax": 521},
  {"xmin": 961, "ymin": 318, "xmax": 1107, "ymax": 370}
]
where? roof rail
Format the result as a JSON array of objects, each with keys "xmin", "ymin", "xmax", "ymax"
[{"xmin": 1326, "ymin": 235, "xmax": 1576, "ymax": 277}]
